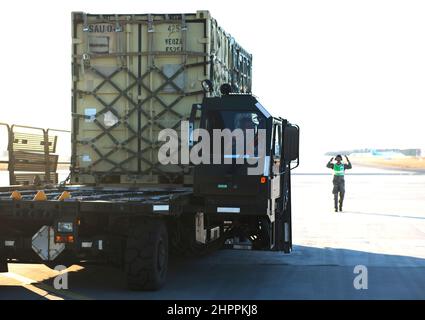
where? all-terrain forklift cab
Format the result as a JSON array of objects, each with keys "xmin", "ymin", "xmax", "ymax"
[{"xmin": 189, "ymin": 84, "xmax": 299, "ymax": 253}]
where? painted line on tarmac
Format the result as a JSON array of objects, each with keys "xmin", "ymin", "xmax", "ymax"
[
  {"xmin": 2, "ymin": 271, "xmax": 35, "ymax": 285},
  {"xmin": 2, "ymin": 272, "xmax": 92, "ymax": 300},
  {"xmin": 2, "ymin": 272, "xmax": 62, "ymax": 300}
]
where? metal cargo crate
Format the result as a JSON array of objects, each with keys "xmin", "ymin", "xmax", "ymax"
[{"xmin": 71, "ymin": 11, "xmax": 252, "ymax": 185}]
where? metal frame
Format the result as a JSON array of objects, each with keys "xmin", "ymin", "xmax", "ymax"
[
  {"xmin": 73, "ymin": 62, "xmax": 207, "ymax": 181},
  {"xmin": 0, "ymin": 186, "xmax": 192, "ymax": 220},
  {"xmin": 0, "ymin": 123, "xmax": 70, "ymax": 186}
]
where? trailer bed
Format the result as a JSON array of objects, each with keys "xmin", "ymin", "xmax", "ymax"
[{"xmin": 0, "ymin": 185, "xmax": 193, "ymax": 217}]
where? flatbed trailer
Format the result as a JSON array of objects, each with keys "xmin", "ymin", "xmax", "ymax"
[{"xmin": 0, "ymin": 184, "xmax": 199, "ymax": 290}]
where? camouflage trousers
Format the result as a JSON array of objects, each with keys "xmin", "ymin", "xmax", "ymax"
[{"xmin": 332, "ymin": 176, "xmax": 345, "ymax": 210}]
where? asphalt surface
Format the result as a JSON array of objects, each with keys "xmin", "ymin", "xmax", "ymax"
[{"xmin": 1, "ymin": 166, "xmax": 425, "ymax": 300}]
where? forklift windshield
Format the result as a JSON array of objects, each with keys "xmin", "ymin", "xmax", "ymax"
[
  {"xmin": 204, "ymin": 110, "xmax": 264, "ymax": 132},
  {"xmin": 203, "ymin": 110, "xmax": 267, "ymax": 159}
]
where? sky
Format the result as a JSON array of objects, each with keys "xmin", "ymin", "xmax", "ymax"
[{"xmin": 0, "ymin": 0, "xmax": 424, "ymax": 158}]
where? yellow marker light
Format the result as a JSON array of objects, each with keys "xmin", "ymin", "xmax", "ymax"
[
  {"xmin": 55, "ymin": 235, "xmax": 75, "ymax": 244},
  {"xmin": 33, "ymin": 191, "xmax": 47, "ymax": 201},
  {"xmin": 58, "ymin": 191, "xmax": 71, "ymax": 201},
  {"xmin": 10, "ymin": 190, "xmax": 22, "ymax": 200}
]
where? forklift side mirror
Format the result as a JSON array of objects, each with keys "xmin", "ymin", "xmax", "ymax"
[
  {"xmin": 201, "ymin": 80, "xmax": 214, "ymax": 93},
  {"xmin": 283, "ymin": 124, "xmax": 299, "ymax": 162}
]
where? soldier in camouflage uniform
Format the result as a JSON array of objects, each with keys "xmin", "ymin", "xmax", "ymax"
[{"xmin": 326, "ymin": 154, "xmax": 352, "ymax": 212}]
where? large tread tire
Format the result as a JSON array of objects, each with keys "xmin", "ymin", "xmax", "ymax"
[{"xmin": 125, "ymin": 219, "xmax": 168, "ymax": 291}]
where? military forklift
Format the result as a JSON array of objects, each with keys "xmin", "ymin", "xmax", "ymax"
[{"xmin": 188, "ymin": 83, "xmax": 299, "ymax": 253}]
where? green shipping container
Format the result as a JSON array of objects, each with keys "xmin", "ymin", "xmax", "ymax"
[{"xmin": 71, "ymin": 11, "xmax": 252, "ymax": 185}]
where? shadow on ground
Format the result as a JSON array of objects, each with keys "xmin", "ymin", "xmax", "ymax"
[{"xmin": 1, "ymin": 245, "xmax": 424, "ymax": 300}]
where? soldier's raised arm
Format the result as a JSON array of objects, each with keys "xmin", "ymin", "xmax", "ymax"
[
  {"xmin": 327, "ymin": 157, "xmax": 334, "ymax": 169},
  {"xmin": 345, "ymin": 155, "xmax": 352, "ymax": 169}
]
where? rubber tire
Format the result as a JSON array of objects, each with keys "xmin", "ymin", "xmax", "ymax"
[{"xmin": 125, "ymin": 219, "xmax": 168, "ymax": 291}]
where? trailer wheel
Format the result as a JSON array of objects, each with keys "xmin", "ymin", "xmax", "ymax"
[{"xmin": 125, "ymin": 219, "xmax": 168, "ymax": 291}]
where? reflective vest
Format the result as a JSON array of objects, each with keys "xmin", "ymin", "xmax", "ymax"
[{"xmin": 333, "ymin": 163, "xmax": 345, "ymax": 176}]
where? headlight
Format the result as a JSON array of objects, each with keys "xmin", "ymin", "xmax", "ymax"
[{"xmin": 57, "ymin": 222, "xmax": 74, "ymax": 233}]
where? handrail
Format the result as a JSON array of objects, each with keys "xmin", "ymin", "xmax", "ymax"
[
  {"xmin": 47, "ymin": 128, "xmax": 71, "ymax": 134},
  {"xmin": 10, "ymin": 124, "xmax": 70, "ymax": 134},
  {"xmin": 11, "ymin": 124, "xmax": 45, "ymax": 132}
]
